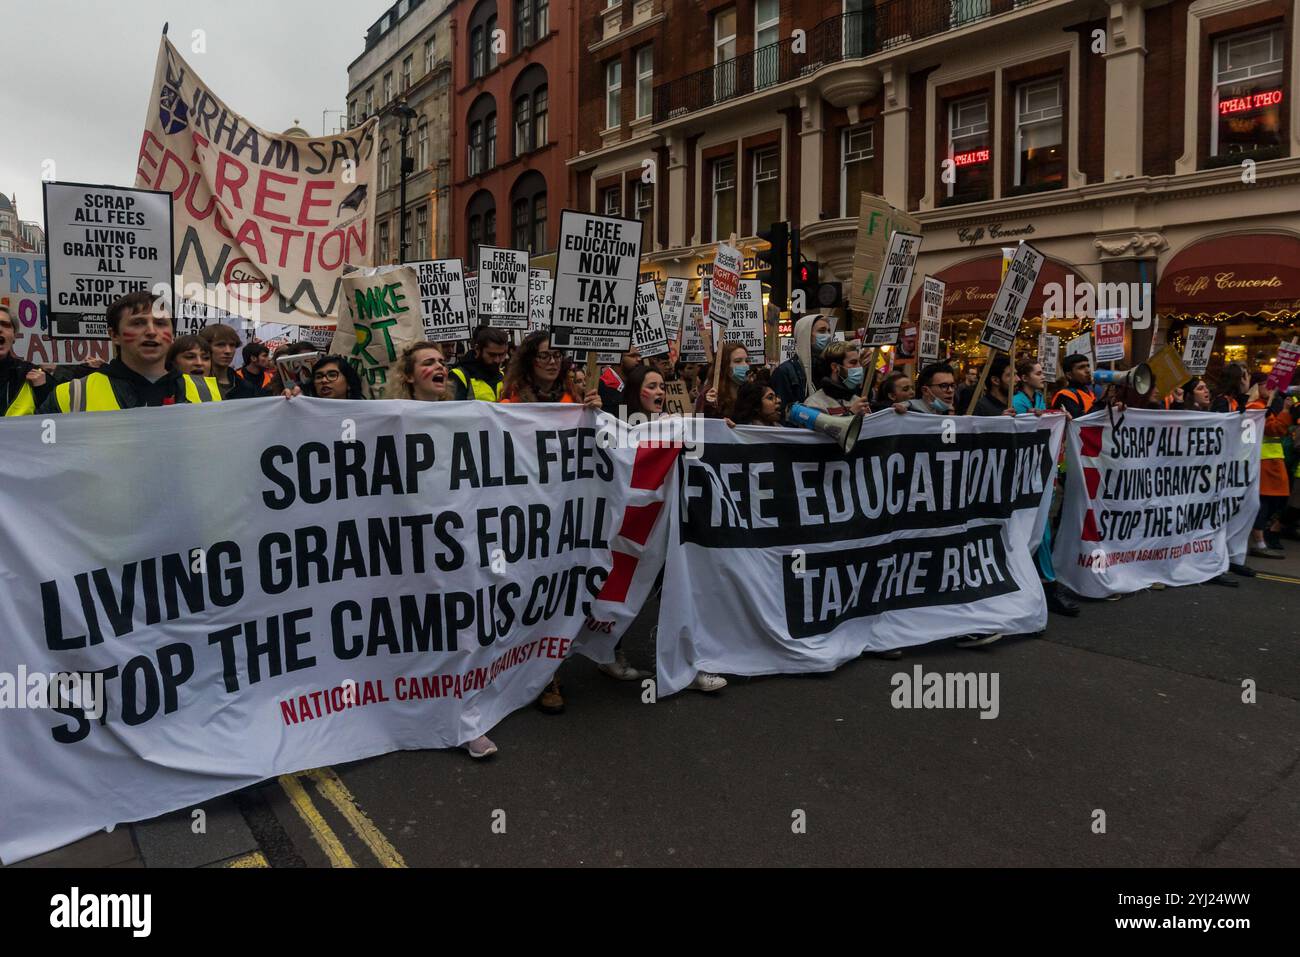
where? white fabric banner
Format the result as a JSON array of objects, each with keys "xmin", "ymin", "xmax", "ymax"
[
  {"xmin": 652, "ymin": 413, "xmax": 1065, "ymax": 696},
  {"xmin": 0, "ymin": 399, "xmax": 674, "ymax": 863},
  {"xmin": 1053, "ymin": 409, "xmax": 1262, "ymax": 597}
]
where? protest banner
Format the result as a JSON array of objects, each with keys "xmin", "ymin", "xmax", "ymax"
[
  {"xmin": 1094, "ymin": 309, "xmax": 1126, "ymax": 364},
  {"xmin": 137, "ymin": 37, "xmax": 377, "ymax": 325},
  {"xmin": 476, "ymin": 247, "xmax": 529, "ymax": 330},
  {"xmin": 661, "ymin": 277, "xmax": 688, "ymax": 342},
  {"xmin": 529, "ymin": 268, "xmax": 553, "ymax": 333},
  {"xmin": 728, "ymin": 279, "xmax": 765, "ymax": 363},
  {"xmin": 632, "ymin": 281, "xmax": 669, "ymax": 358},
  {"xmin": 1265, "ymin": 340, "xmax": 1300, "ymax": 392},
  {"xmin": 1182, "ymin": 326, "xmax": 1216, "ymax": 376},
  {"xmin": 849, "ymin": 194, "xmax": 922, "ymax": 315},
  {"xmin": 330, "ymin": 265, "xmax": 424, "ymax": 398},
  {"xmin": 43, "ymin": 182, "xmax": 174, "ymax": 339},
  {"xmin": 678, "ymin": 304, "xmax": 710, "ymax": 363},
  {"xmin": 918, "ymin": 276, "xmax": 945, "ymax": 363},
  {"xmin": 0, "ymin": 252, "xmax": 111, "ymax": 365},
  {"xmin": 299, "ymin": 324, "xmax": 337, "ymax": 352},
  {"xmin": 1053, "ymin": 409, "xmax": 1261, "ymax": 598},
  {"xmin": 707, "ymin": 244, "xmax": 743, "ymax": 329},
  {"xmin": 644, "ymin": 414, "xmax": 1065, "ymax": 696},
  {"xmin": 663, "ymin": 380, "xmax": 692, "ymax": 416},
  {"xmin": 779, "ymin": 336, "xmax": 796, "ymax": 363},
  {"xmin": 1038, "ymin": 334, "xmax": 1060, "ymax": 379},
  {"xmin": 0, "ymin": 400, "xmax": 676, "ymax": 864},
  {"xmin": 977, "ymin": 242, "xmax": 1045, "ymax": 354},
  {"xmin": 408, "ymin": 259, "xmax": 472, "ymax": 343},
  {"xmin": 465, "ymin": 274, "xmax": 478, "ymax": 322},
  {"xmin": 863, "ymin": 231, "xmax": 922, "ymax": 348},
  {"xmin": 1064, "ymin": 332, "xmax": 1093, "ymax": 365},
  {"xmin": 549, "ymin": 210, "xmax": 643, "ymax": 354},
  {"xmin": 274, "ymin": 349, "xmax": 319, "ymax": 391}
]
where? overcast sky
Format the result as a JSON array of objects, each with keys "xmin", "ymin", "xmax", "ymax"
[{"xmin": 0, "ymin": 0, "xmax": 385, "ymax": 228}]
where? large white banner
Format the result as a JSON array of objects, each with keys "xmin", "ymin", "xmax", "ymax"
[
  {"xmin": 0, "ymin": 400, "xmax": 673, "ymax": 863},
  {"xmin": 1053, "ymin": 409, "xmax": 1262, "ymax": 597},
  {"xmin": 652, "ymin": 413, "xmax": 1066, "ymax": 696}
]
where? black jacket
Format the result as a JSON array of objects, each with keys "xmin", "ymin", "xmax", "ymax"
[
  {"xmin": 215, "ymin": 370, "xmax": 267, "ymax": 400},
  {"xmin": 1, "ymin": 354, "xmax": 55, "ymax": 414},
  {"xmin": 973, "ymin": 392, "xmax": 1011, "ymax": 417},
  {"xmin": 451, "ymin": 355, "xmax": 503, "ymax": 400},
  {"xmin": 36, "ymin": 359, "xmax": 196, "ymax": 414}
]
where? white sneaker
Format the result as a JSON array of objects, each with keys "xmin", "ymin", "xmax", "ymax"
[
  {"xmin": 464, "ymin": 735, "xmax": 498, "ymax": 759},
  {"xmin": 954, "ymin": 633, "xmax": 1004, "ymax": 649},
  {"xmin": 598, "ymin": 652, "xmax": 648, "ymax": 681},
  {"xmin": 688, "ymin": 672, "xmax": 727, "ymax": 692}
]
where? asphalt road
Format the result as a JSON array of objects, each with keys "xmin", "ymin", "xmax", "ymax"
[{"xmin": 13, "ymin": 553, "xmax": 1300, "ymax": 869}]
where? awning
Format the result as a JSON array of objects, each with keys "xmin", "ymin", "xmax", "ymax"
[
  {"xmin": 1157, "ymin": 233, "xmax": 1300, "ymax": 322},
  {"xmin": 906, "ymin": 254, "xmax": 1091, "ymax": 322}
]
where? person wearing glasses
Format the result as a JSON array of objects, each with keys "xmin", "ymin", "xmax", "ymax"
[
  {"xmin": 906, "ymin": 362, "xmax": 957, "ymax": 414},
  {"xmin": 306, "ymin": 355, "xmax": 367, "ymax": 399}
]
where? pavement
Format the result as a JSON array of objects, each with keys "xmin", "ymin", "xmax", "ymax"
[{"xmin": 10, "ymin": 549, "xmax": 1300, "ymax": 869}]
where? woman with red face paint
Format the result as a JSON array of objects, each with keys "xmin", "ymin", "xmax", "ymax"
[{"xmin": 387, "ymin": 342, "xmax": 451, "ymax": 401}]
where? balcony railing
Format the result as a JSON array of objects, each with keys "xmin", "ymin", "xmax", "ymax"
[{"xmin": 652, "ymin": 0, "xmax": 1040, "ymax": 123}]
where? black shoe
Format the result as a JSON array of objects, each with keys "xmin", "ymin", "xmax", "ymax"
[
  {"xmin": 1045, "ymin": 582, "xmax": 1080, "ymax": 617},
  {"xmin": 1208, "ymin": 573, "xmax": 1240, "ymax": 588},
  {"xmin": 1229, "ymin": 562, "xmax": 1257, "ymax": 577}
]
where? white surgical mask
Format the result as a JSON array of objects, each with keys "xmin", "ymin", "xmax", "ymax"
[{"xmin": 813, "ymin": 333, "xmax": 831, "ymax": 352}]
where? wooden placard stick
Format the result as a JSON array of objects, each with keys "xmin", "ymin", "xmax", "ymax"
[{"xmin": 965, "ymin": 346, "xmax": 997, "ymax": 415}]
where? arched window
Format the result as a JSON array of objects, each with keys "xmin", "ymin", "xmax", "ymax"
[
  {"xmin": 511, "ymin": 65, "xmax": 548, "ymax": 157},
  {"xmin": 509, "ymin": 171, "xmax": 548, "ymax": 254},
  {"xmin": 466, "ymin": 93, "xmax": 497, "ymax": 176},
  {"xmin": 379, "ymin": 141, "xmax": 391, "ymax": 190},
  {"xmin": 466, "ymin": 189, "xmax": 496, "ymax": 268},
  {"xmin": 468, "ymin": 1, "xmax": 498, "ymax": 80},
  {"xmin": 417, "ymin": 118, "xmax": 428, "ymax": 170}
]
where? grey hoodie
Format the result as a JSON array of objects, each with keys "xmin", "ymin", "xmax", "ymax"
[{"xmin": 771, "ymin": 313, "xmax": 829, "ymax": 419}]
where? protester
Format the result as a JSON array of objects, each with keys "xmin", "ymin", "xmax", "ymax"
[
  {"xmin": 198, "ymin": 324, "xmax": 264, "ymax": 399},
  {"xmin": 771, "ymin": 313, "xmax": 832, "ymax": 419},
  {"xmin": 386, "ymin": 342, "xmax": 451, "ymax": 401},
  {"xmin": 307, "ymin": 355, "xmax": 367, "ymax": 400},
  {"xmin": 39, "ymin": 291, "xmax": 223, "ymax": 413},
  {"xmin": 906, "ymin": 361, "xmax": 957, "ymax": 414},
  {"xmin": 567, "ymin": 364, "xmax": 587, "ymax": 398},
  {"xmin": 697, "ymin": 341, "xmax": 748, "ymax": 419},
  {"xmin": 236, "ymin": 341, "xmax": 276, "ymax": 391},
  {"xmin": 1181, "ymin": 376, "xmax": 1212, "ymax": 411},
  {"xmin": 1212, "ymin": 362, "xmax": 1250, "ymax": 414},
  {"xmin": 677, "ymin": 359, "xmax": 703, "ymax": 404},
  {"xmin": 1013, "ymin": 359, "xmax": 1047, "ymax": 413},
  {"xmin": 1163, "ymin": 383, "xmax": 1185, "ymax": 409},
  {"xmin": 972, "ymin": 354, "xmax": 1016, "ymax": 416},
  {"xmin": 166, "ymin": 335, "xmax": 213, "ymax": 377},
  {"xmin": 1, "ymin": 305, "xmax": 53, "ymax": 416},
  {"xmin": 1248, "ymin": 377, "xmax": 1293, "ymax": 559},
  {"xmin": 732, "ymin": 381, "xmax": 783, "ymax": 426},
  {"xmin": 598, "ymin": 345, "xmax": 643, "ymax": 412},
  {"xmin": 1050, "ymin": 354, "xmax": 1095, "ymax": 417},
  {"xmin": 501, "ymin": 332, "xmax": 601, "ymax": 408},
  {"xmin": 450, "ymin": 326, "xmax": 509, "ymax": 401},
  {"xmin": 804, "ymin": 340, "xmax": 868, "ymax": 417},
  {"xmin": 620, "ymin": 364, "xmax": 665, "ymax": 418},
  {"xmin": 874, "ymin": 370, "xmax": 914, "ymax": 411}
]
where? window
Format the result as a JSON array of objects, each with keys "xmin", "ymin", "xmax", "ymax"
[
  {"xmin": 513, "ymin": 199, "xmax": 530, "ymax": 249},
  {"xmin": 469, "ymin": 123, "xmax": 484, "ymax": 175},
  {"xmin": 486, "ymin": 113, "xmax": 497, "ymax": 168},
  {"xmin": 534, "ymin": 86, "xmax": 548, "ymax": 146},
  {"xmin": 402, "ymin": 212, "xmax": 412, "ymax": 260},
  {"xmin": 512, "ymin": 65, "xmax": 548, "ymax": 155},
  {"xmin": 349, "ymin": 100, "xmax": 357, "ymax": 127},
  {"xmin": 383, "ymin": 72, "xmax": 393, "ymax": 104},
  {"xmin": 425, "ymin": 37, "xmax": 436, "ymax": 73},
  {"xmin": 712, "ymin": 157, "xmax": 736, "ymax": 241},
  {"xmin": 843, "ymin": 0, "xmax": 866, "ymax": 58},
  {"xmin": 603, "ymin": 185, "xmax": 622, "ymax": 216},
  {"xmin": 467, "ymin": 94, "xmax": 497, "ymax": 175},
  {"xmin": 755, "ymin": 0, "xmax": 779, "ymax": 89},
  {"xmin": 471, "ymin": 27, "xmax": 486, "ymax": 78},
  {"xmin": 365, "ymin": 87, "xmax": 374, "ymax": 117},
  {"xmin": 752, "ymin": 148, "xmax": 780, "ymax": 230},
  {"xmin": 635, "ymin": 46, "xmax": 654, "ymax": 120},
  {"xmin": 380, "ymin": 141, "xmax": 392, "ymax": 190},
  {"xmin": 1015, "ymin": 79, "xmax": 1064, "ymax": 188},
  {"xmin": 515, "ymin": 95, "xmax": 532, "ymax": 156},
  {"xmin": 1212, "ymin": 27, "xmax": 1284, "ymax": 157},
  {"xmin": 515, "ymin": 0, "xmax": 533, "ymax": 50},
  {"xmin": 487, "ymin": 14, "xmax": 499, "ymax": 70},
  {"xmin": 417, "ymin": 119, "xmax": 428, "ymax": 169},
  {"xmin": 378, "ymin": 221, "xmax": 390, "ymax": 264},
  {"xmin": 840, "ymin": 123, "xmax": 873, "ymax": 217},
  {"xmin": 537, "ymin": 0, "xmax": 548, "ymax": 36},
  {"xmin": 951, "ymin": 0, "xmax": 991, "ymax": 28},
  {"xmin": 416, "ymin": 206, "xmax": 428, "ymax": 259},
  {"xmin": 636, "ymin": 180, "xmax": 654, "ymax": 249},
  {"xmin": 402, "ymin": 56, "xmax": 412, "ymax": 91},
  {"xmin": 947, "ymin": 95, "xmax": 990, "ymax": 201},
  {"xmin": 532, "ymin": 194, "xmax": 547, "ymax": 254},
  {"xmin": 467, "ymin": 190, "xmax": 497, "ymax": 268},
  {"xmin": 714, "ymin": 7, "xmax": 736, "ymax": 100},
  {"xmin": 468, "ymin": 216, "xmax": 482, "ymax": 265},
  {"xmin": 606, "ymin": 60, "xmax": 622, "ymax": 129},
  {"xmin": 469, "ymin": 1, "xmax": 498, "ymax": 80}
]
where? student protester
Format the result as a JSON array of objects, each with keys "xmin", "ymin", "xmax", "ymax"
[
  {"xmin": 1013, "ymin": 359, "xmax": 1047, "ymax": 413},
  {"xmin": 450, "ymin": 326, "xmax": 509, "ymax": 401},
  {"xmin": 500, "ymin": 332, "xmax": 602, "ymax": 407},
  {"xmin": 307, "ymin": 355, "xmax": 367, "ymax": 399},
  {"xmin": 906, "ymin": 361, "xmax": 958, "ymax": 414},
  {"xmin": 197, "ymin": 324, "xmax": 264, "ymax": 399},
  {"xmin": 697, "ymin": 341, "xmax": 749, "ymax": 419},
  {"xmin": 1050, "ymin": 354, "xmax": 1096, "ymax": 417},
  {"xmin": 386, "ymin": 342, "xmax": 451, "ymax": 401},
  {"xmin": 647, "ymin": 352, "xmax": 674, "ymax": 382},
  {"xmin": 771, "ymin": 313, "xmax": 833, "ymax": 419},
  {"xmin": 972, "ymin": 354, "xmax": 1017, "ymax": 416},
  {"xmin": 874, "ymin": 370, "xmax": 914, "ymax": 411},
  {"xmin": 1212, "ymin": 362, "xmax": 1250, "ymax": 413},
  {"xmin": 803, "ymin": 340, "xmax": 869, "ymax": 417},
  {"xmin": 1, "ymin": 305, "xmax": 53, "ymax": 416},
  {"xmin": 40, "ymin": 291, "xmax": 223, "ymax": 413},
  {"xmin": 567, "ymin": 364, "xmax": 587, "ymax": 398},
  {"xmin": 236, "ymin": 341, "xmax": 276, "ymax": 391},
  {"xmin": 732, "ymin": 381, "xmax": 783, "ymax": 426},
  {"xmin": 166, "ymin": 335, "xmax": 212, "ymax": 377},
  {"xmin": 1162, "ymin": 383, "xmax": 1185, "ymax": 409},
  {"xmin": 1247, "ymin": 377, "xmax": 1294, "ymax": 559},
  {"xmin": 598, "ymin": 345, "xmax": 643, "ymax": 412},
  {"xmin": 1181, "ymin": 377, "xmax": 1213, "ymax": 411},
  {"xmin": 955, "ymin": 364, "xmax": 982, "ymax": 413},
  {"xmin": 676, "ymin": 359, "xmax": 703, "ymax": 404}
]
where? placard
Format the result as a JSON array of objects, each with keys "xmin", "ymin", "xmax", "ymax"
[
  {"xmin": 410, "ymin": 259, "xmax": 471, "ymax": 342},
  {"xmin": 549, "ymin": 210, "xmax": 644, "ymax": 352},
  {"xmin": 864, "ymin": 230, "xmax": 922, "ymax": 347},
  {"xmin": 1265, "ymin": 340, "xmax": 1300, "ymax": 392},
  {"xmin": 1064, "ymin": 332, "xmax": 1093, "ymax": 365},
  {"xmin": 43, "ymin": 182, "xmax": 174, "ymax": 339},
  {"xmin": 1182, "ymin": 326, "xmax": 1217, "ymax": 376},
  {"xmin": 465, "ymin": 275, "xmax": 478, "ymax": 323},
  {"xmin": 1038, "ymin": 333, "xmax": 1060, "ymax": 379},
  {"xmin": 726, "ymin": 279, "xmax": 766, "ymax": 364},
  {"xmin": 1094, "ymin": 308, "xmax": 1126, "ymax": 363},
  {"xmin": 476, "ymin": 247, "xmax": 530, "ymax": 329},
  {"xmin": 662, "ymin": 277, "xmax": 688, "ymax": 342},
  {"xmin": 918, "ymin": 276, "xmax": 945, "ymax": 363},
  {"xmin": 330, "ymin": 265, "xmax": 424, "ymax": 398},
  {"xmin": 529, "ymin": 268, "xmax": 553, "ymax": 333},
  {"xmin": 707, "ymin": 245, "xmax": 743, "ymax": 328},
  {"xmin": 779, "ymin": 336, "xmax": 796, "ymax": 363},
  {"xmin": 678, "ymin": 304, "xmax": 710, "ymax": 363},
  {"xmin": 850, "ymin": 194, "xmax": 922, "ymax": 314},
  {"xmin": 632, "ymin": 281, "xmax": 670, "ymax": 358},
  {"xmin": 0, "ymin": 252, "xmax": 111, "ymax": 365},
  {"xmin": 978, "ymin": 242, "xmax": 1046, "ymax": 353},
  {"xmin": 662, "ymin": 380, "xmax": 692, "ymax": 416}
]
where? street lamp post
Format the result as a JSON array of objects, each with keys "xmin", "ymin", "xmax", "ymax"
[{"xmin": 394, "ymin": 103, "xmax": 418, "ymax": 263}]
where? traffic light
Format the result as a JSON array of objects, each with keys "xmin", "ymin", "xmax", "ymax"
[
  {"xmin": 755, "ymin": 221, "xmax": 789, "ymax": 311},
  {"xmin": 795, "ymin": 260, "xmax": 819, "ymax": 307}
]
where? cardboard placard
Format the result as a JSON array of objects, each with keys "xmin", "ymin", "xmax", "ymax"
[
  {"xmin": 1147, "ymin": 344, "xmax": 1192, "ymax": 398},
  {"xmin": 476, "ymin": 247, "xmax": 530, "ymax": 329},
  {"xmin": 43, "ymin": 181, "xmax": 174, "ymax": 339},
  {"xmin": 849, "ymin": 194, "xmax": 922, "ymax": 314},
  {"xmin": 662, "ymin": 380, "xmax": 692, "ymax": 417},
  {"xmin": 978, "ymin": 242, "xmax": 1046, "ymax": 353},
  {"xmin": 330, "ymin": 265, "xmax": 424, "ymax": 398},
  {"xmin": 549, "ymin": 210, "xmax": 644, "ymax": 353},
  {"xmin": 275, "ymin": 350, "xmax": 320, "ymax": 392},
  {"xmin": 863, "ymin": 230, "xmax": 923, "ymax": 347},
  {"xmin": 410, "ymin": 259, "xmax": 471, "ymax": 342},
  {"xmin": 465, "ymin": 274, "xmax": 478, "ymax": 322}
]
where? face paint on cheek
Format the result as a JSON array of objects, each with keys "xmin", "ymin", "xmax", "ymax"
[{"xmin": 159, "ymin": 330, "xmax": 174, "ymax": 346}]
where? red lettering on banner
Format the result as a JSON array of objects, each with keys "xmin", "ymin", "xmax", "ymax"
[
  {"xmin": 213, "ymin": 152, "xmax": 249, "ymax": 210},
  {"xmin": 233, "ymin": 219, "xmax": 268, "ymax": 265},
  {"xmin": 137, "ymin": 130, "xmax": 162, "ymax": 182},
  {"xmin": 253, "ymin": 169, "xmax": 296, "ymax": 224},
  {"xmin": 299, "ymin": 180, "xmax": 333, "ymax": 227}
]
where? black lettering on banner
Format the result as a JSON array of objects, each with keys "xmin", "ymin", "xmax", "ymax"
[{"xmin": 782, "ymin": 527, "xmax": 1015, "ymax": 639}]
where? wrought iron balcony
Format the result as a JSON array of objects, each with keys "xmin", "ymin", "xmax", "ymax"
[{"xmin": 652, "ymin": 0, "xmax": 1042, "ymax": 124}]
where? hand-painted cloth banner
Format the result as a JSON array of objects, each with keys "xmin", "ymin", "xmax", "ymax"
[
  {"xmin": 331, "ymin": 265, "xmax": 424, "ymax": 398},
  {"xmin": 1053, "ymin": 409, "xmax": 1262, "ymax": 597},
  {"xmin": 647, "ymin": 413, "xmax": 1065, "ymax": 696},
  {"xmin": 136, "ymin": 37, "xmax": 377, "ymax": 325},
  {"xmin": 0, "ymin": 400, "xmax": 673, "ymax": 863},
  {"xmin": 0, "ymin": 253, "xmax": 111, "ymax": 365}
]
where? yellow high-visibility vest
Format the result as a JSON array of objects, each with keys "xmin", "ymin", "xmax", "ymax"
[
  {"xmin": 1260, "ymin": 437, "xmax": 1285, "ymax": 459},
  {"xmin": 3, "ymin": 382, "xmax": 35, "ymax": 417},
  {"xmin": 450, "ymin": 367, "xmax": 502, "ymax": 402},
  {"xmin": 53, "ymin": 372, "xmax": 222, "ymax": 413}
]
